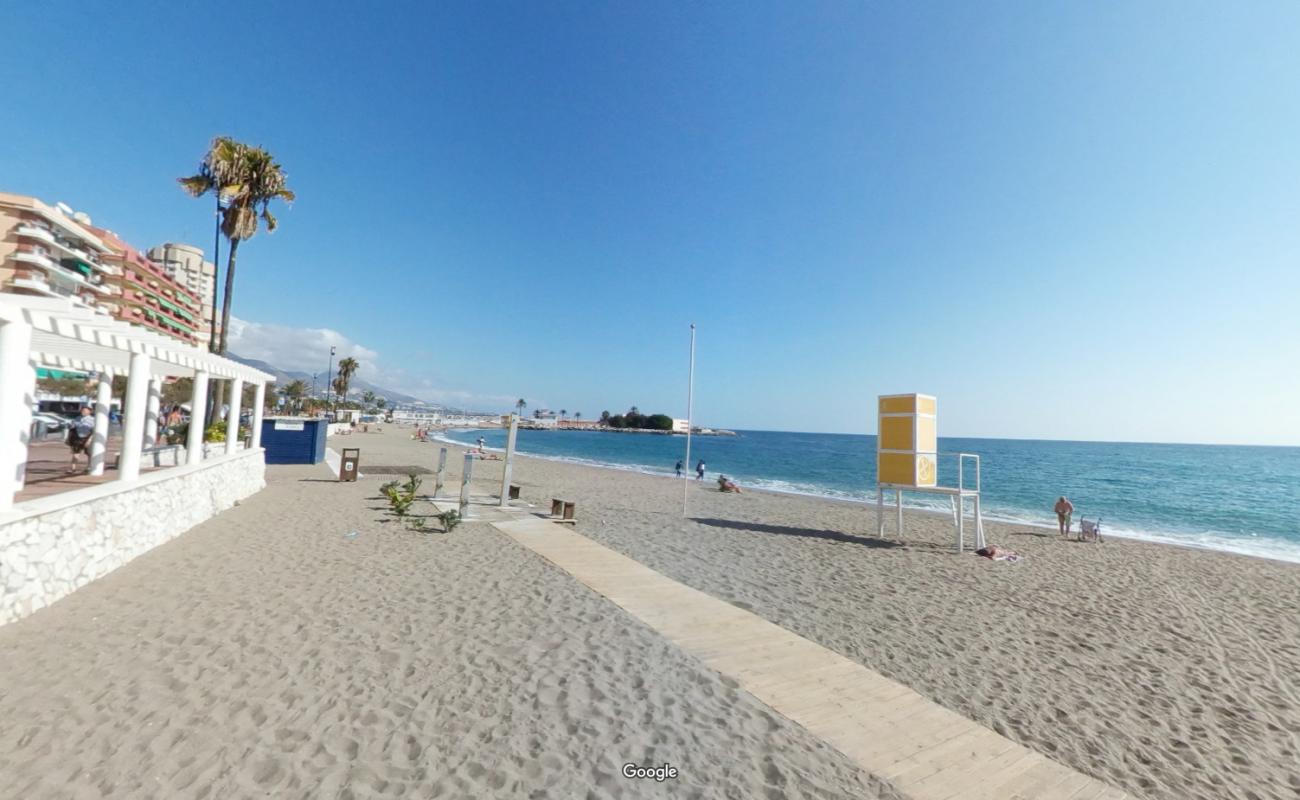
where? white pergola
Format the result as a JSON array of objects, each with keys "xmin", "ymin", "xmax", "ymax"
[{"xmin": 0, "ymin": 295, "xmax": 275, "ymax": 512}]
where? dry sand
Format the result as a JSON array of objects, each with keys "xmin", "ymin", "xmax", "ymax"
[
  {"xmin": 0, "ymin": 435, "xmax": 895, "ymax": 799},
  {"xmin": 2, "ymin": 425, "xmax": 1297, "ymax": 799},
  {"xmin": 426, "ymin": 428, "xmax": 1300, "ymax": 800}
]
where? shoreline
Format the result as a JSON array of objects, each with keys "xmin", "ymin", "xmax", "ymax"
[
  {"xmin": 429, "ymin": 429, "xmax": 1300, "ymax": 800},
  {"xmin": 432, "ymin": 427, "xmax": 1300, "ymax": 566}
]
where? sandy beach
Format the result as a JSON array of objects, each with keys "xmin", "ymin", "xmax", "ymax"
[{"xmin": 1, "ymin": 426, "xmax": 1297, "ymax": 799}]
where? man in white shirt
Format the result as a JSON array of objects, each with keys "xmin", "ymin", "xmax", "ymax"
[{"xmin": 68, "ymin": 406, "xmax": 95, "ymax": 472}]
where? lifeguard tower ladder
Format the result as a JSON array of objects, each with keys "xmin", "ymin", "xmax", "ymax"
[{"xmin": 875, "ymin": 394, "xmax": 985, "ymax": 552}]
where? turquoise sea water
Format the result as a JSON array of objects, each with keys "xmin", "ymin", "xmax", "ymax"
[{"xmin": 439, "ymin": 428, "xmax": 1300, "ymax": 563}]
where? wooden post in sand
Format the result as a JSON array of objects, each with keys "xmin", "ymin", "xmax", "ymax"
[
  {"xmin": 460, "ymin": 453, "xmax": 473, "ymax": 518},
  {"xmin": 499, "ymin": 413, "xmax": 518, "ymax": 507},
  {"xmin": 434, "ymin": 447, "xmax": 447, "ymax": 498}
]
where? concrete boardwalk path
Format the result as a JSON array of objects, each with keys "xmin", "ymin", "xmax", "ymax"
[{"xmin": 492, "ymin": 515, "xmax": 1130, "ymax": 800}]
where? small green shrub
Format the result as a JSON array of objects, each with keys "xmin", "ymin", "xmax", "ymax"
[
  {"xmin": 381, "ymin": 474, "xmax": 423, "ymax": 518},
  {"xmin": 435, "ymin": 509, "xmax": 461, "ymax": 532}
]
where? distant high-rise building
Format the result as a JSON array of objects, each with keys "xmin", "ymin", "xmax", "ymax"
[
  {"xmin": 0, "ymin": 191, "xmax": 114, "ymax": 313},
  {"xmin": 91, "ymin": 227, "xmax": 202, "ymax": 346},
  {"xmin": 147, "ymin": 242, "xmax": 218, "ymax": 342}
]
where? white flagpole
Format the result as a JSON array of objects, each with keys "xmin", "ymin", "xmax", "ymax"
[{"xmin": 683, "ymin": 323, "xmax": 695, "ymax": 517}]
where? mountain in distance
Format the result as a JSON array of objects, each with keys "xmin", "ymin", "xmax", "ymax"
[{"xmin": 227, "ymin": 353, "xmax": 431, "ymax": 407}]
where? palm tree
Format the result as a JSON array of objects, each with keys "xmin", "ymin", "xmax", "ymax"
[
  {"xmin": 376, "ymin": 397, "xmax": 386, "ymax": 410},
  {"xmin": 516, "ymin": 398, "xmax": 526, "ymax": 416},
  {"xmin": 629, "ymin": 406, "xmax": 639, "ymax": 416},
  {"xmin": 335, "ymin": 357, "xmax": 359, "ymax": 401},
  {"xmin": 560, "ymin": 409, "xmax": 567, "ymax": 420},
  {"xmin": 332, "ymin": 376, "xmax": 348, "ymax": 401},
  {"xmin": 179, "ymin": 137, "xmax": 295, "ymax": 360},
  {"xmin": 362, "ymin": 390, "xmax": 376, "ymax": 410},
  {"xmin": 574, "ymin": 411, "xmax": 581, "ymax": 422},
  {"xmin": 281, "ymin": 379, "xmax": 307, "ymax": 414}
]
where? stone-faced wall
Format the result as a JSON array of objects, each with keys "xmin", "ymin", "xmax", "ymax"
[{"xmin": 0, "ymin": 449, "xmax": 265, "ymax": 626}]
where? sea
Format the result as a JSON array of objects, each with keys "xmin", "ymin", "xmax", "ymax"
[{"xmin": 438, "ymin": 428, "xmax": 1300, "ymax": 564}]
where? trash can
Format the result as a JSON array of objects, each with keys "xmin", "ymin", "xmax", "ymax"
[
  {"xmin": 340, "ymin": 448, "xmax": 359, "ymax": 482},
  {"xmin": 261, "ymin": 417, "xmax": 327, "ymax": 464}
]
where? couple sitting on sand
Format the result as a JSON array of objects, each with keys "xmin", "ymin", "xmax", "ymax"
[{"xmin": 716, "ymin": 475, "xmax": 742, "ymax": 494}]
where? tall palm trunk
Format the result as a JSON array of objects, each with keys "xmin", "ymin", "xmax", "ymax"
[
  {"xmin": 212, "ymin": 238, "xmax": 241, "ymax": 410},
  {"xmin": 218, "ymin": 237, "xmax": 239, "ymax": 356},
  {"xmin": 206, "ymin": 199, "xmax": 222, "ymax": 419}
]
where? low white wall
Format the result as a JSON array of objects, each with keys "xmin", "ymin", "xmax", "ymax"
[{"xmin": 0, "ymin": 448, "xmax": 266, "ymax": 627}]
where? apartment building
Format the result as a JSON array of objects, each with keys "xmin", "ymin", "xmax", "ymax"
[
  {"xmin": 0, "ymin": 192, "xmax": 114, "ymax": 312},
  {"xmin": 147, "ymin": 242, "xmax": 217, "ymax": 341},
  {"xmin": 90, "ymin": 227, "xmax": 203, "ymax": 346}
]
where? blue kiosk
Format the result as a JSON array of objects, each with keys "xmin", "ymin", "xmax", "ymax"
[{"xmin": 260, "ymin": 417, "xmax": 327, "ymax": 465}]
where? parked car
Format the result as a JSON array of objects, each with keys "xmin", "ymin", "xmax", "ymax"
[{"xmin": 32, "ymin": 412, "xmax": 69, "ymax": 432}]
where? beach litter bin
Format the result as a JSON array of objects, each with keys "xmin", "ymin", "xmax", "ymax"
[
  {"xmin": 340, "ymin": 448, "xmax": 360, "ymax": 482},
  {"xmin": 261, "ymin": 417, "xmax": 327, "ymax": 464}
]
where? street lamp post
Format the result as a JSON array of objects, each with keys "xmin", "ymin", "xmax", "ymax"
[
  {"xmin": 683, "ymin": 323, "xmax": 695, "ymax": 517},
  {"xmin": 325, "ymin": 346, "xmax": 336, "ymax": 412}
]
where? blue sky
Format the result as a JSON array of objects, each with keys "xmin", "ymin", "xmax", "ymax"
[{"xmin": 4, "ymin": 2, "xmax": 1298, "ymax": 444}]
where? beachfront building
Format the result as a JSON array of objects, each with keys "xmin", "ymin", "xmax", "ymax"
[
  {"xmin": 147, "ymin": 242, "xmax": 216, "ymax": 341},
  {"xmin": 0, "ymin": 294, "xmax": 274, "ymax": 626},
  {"xmin": 0, "ymin": 192, "xmax": 114, "ymax": 312},
  {"xmin": 672, "ymin": 418, "xmax": 690, "ymax": 433},
  {"xmin": 92, "ymin": 228, "xmax": 202, "ymax": 346}
]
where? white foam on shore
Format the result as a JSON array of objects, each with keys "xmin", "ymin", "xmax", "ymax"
[{"xmin": 430, "ymin": 430, "xmax": 1300, "ymax": 565}]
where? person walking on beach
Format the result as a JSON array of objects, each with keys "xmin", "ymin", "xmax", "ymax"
[
  {"xmin": 1054, "ymin": 496, "xmax": 1074, "ymax": 537},
  {"xmin": 675, "ymin": 459, "xmax": 683, "ymax": 477},
  {"xmin": 696, "ymin": 459, "xmax": 706, "ymax": 480},
  {"xmin": 477, "ymin": 436, "xmax": 486, "ymax": 452},
  {"xmin": 67, "ymin": 406, "xmax": 95, "ymax": 472}
]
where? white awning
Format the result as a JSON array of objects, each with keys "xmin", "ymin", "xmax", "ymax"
[{"xmin": 0, "ymin": 295, "xmax": 273, "ymax": 383}]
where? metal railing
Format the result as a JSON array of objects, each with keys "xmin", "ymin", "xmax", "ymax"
[{"xmin": 938, "ymin": 451, "xmax": 981, "ymax": 493}]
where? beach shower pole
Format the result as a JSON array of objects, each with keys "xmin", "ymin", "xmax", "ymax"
[
  {"xmin": 460, "ymin": 453, "xmax": 474, "ymax": 519},
  {"xmin": 499, "ymin": 413, "xmax": 518, "ymax": 507},
  {"xmin": 434, "ymin": 447, "xmax": 447, "ymax": 498},
  {"xmin": 683, "ymin": 322, "xmax": 695, "ymax": 517}
]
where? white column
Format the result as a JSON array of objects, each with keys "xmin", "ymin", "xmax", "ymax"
[
  {"xmin": 0, "ymin": 318, "xmax": 36, "ymax": 512},
  {"xmin": 250, "ymin": 382, "xmax": 265, "ymax": 449},
  {"xmin": 225, "ymin": 378, "xmax": 244, "ymax": 455},
  {"xmin": 144, "ymin": 377, "xmax": 161, "ymax": 446},
  {"xmin": 118, "ymin": 351, "xmax": 151, "ymax": 481},
  {"xmin": 89, "ymin": 372, "xmax": 112, "ymax": 476},
  {"xmin": 187, "ymin": 371, "xmax": 210, "ymax": 465}
]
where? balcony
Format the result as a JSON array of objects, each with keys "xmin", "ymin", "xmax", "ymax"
[
  {"xmin": 14, "ymin": 223, "xmax": 57, "ymax": 246},
  {"xmin": 7, "ymin": 274, "xmax": 57, "ymax": 297},
  {"xmin": 11, "ymin": 249, "xmax": 58, "ymax": 271}
]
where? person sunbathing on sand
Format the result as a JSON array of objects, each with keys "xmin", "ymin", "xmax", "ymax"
[{"xmin": 717, "ymin": 475, "xmax": 742, "ymax": 493}]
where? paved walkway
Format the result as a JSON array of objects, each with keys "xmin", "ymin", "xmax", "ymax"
[{"xmin": 491, "ymin": 514, "xmax": 1130, "ymax": 800}]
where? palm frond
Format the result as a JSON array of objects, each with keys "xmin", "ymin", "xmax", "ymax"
[{"xmin": 177, "ymin": 174, "xmax": 213, "ymax": 197}]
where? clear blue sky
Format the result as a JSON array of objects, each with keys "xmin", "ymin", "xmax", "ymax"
[{"xmin": 4, "ymin": 2, "xmax": 1298, "ymax": 444}]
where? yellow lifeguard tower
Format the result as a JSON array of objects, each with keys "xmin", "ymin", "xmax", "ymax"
[{"xmin": 876, "ymin": 394, "xmax": 985, "ymax": 552}]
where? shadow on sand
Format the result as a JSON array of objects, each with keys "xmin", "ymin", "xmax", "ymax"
[{"xmin": 691, "ymin": 518, "xmax": 903, "ymax": 549}]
